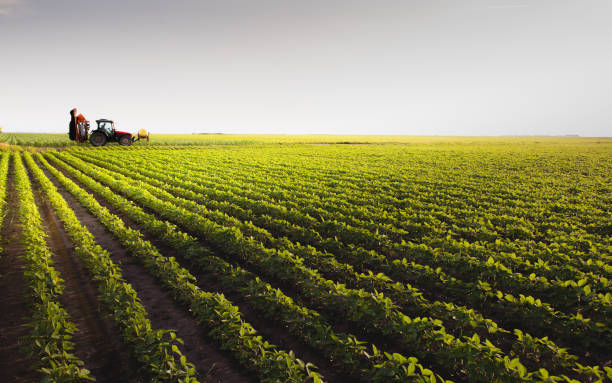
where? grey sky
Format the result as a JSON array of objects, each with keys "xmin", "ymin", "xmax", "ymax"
[{"xmin": 1, "ymin": 0, "xmax": 610, "ymax": 136}]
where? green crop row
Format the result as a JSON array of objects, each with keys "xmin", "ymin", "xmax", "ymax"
[
  {"xmin": 66, "ymin": 149, "xmax": 602, "ymax": 376},
  {"xmin": 0, "ymin": 152, "xmax": 9, "ymax": 252},
  {"xmin": 124, "ymin": 148, "xmax": 611, "ymax": 284},
  {"xmin": 74, "ymin": 149, "xmax": 612, "ymax": 380},
  {"xmin": 98, "ymin": 146, "xmax": 609, "ymax": 250},
  {"xmin": 43, "ymin": 151, "xmax": 451, "ymax": 383},
  {"xmin": 0, "ymin": 133, "xmax": 75, "ymax": 147},
  {"xmin": 111, "ymin": 146, "xmax": 609, "ymax": 276},
  {"xmin": 68, "ymin": 149, "xmax": 611, "ymax": 360},
  {"xmin": 22, "ymin": 152, "xmax": 198, "ymax": 382},
  {"xmin": 81, "ymin": 148, "xmax": 607, "ymax": 305},
  {"xmin": 81, "ymin": 147, "xmax": 610, "ymax": 305},
  {"xmin": 71, "ymin": 148, "xmax": 610, "ymax": 301},
  {"xmin": 13, "ymin": 152, "xmax": 94, "ymax": 382},
  {"xmin": 63, "ymin": 143, "xmax": 611, "ymax": 381},
  {"xmin": 115, "ymin": 149, "xmax": 610, "ymax": 287},
  {"xmin": 37, "ymin": 153, "xmax": 323, "ymax": 383},
  {"xmin": 51, "ymin": 151, "xmax": 592, "ymax": 383}
]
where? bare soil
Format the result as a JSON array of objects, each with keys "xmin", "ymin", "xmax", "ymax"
[
  {"xmin": 38, "ymin": 159, "xmax": 253, "ymax": 383},
  {"xmin": 46, "ymin": 156, "xmax": 352, "ymax": 383},
  {"xmin": 0, "ymin": 163, "xmax": 40, "ymax": 382}
]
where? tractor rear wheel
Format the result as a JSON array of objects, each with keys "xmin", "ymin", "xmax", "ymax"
[
  {"xmin": 118, "ymin": 135, "xmax": 133, "ymax": 146},
  {"xmin": 90, "ymin": 131, "xmax": 107, "ymax": 147}
]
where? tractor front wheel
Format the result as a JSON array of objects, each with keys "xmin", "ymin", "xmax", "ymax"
[
  {"xmin": 119, "ymin": 135, "xmax": 133, "ymax": 146},
  {"xmin": 90, "ymin": 131, "xmax": 107, "ymax": 147}
]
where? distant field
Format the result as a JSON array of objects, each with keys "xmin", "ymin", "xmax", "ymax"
[
  {"xmin": 1, "ymin": 131, "xmax": 611, "ymax": 146},
  {"xmin": 0, "ymin": 137, "xmax": 610, "ymax": 382}
]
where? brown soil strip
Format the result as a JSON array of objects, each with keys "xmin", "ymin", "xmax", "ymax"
[
  {"xmin": 46, "ymin": 157, "xmax": 351, "ymax": 383},
  {"xmin": 29, "ymin": 167, "xmax": 144, "ymax": 383},
  {"xmin": 0, "ymin": 163, "xmax": 40, "ymax": 382},
  {"xmin": 39, "ymin": 160, "xmax": 253, "ymax": 383}
]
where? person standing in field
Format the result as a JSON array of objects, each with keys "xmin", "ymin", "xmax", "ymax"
[{"xmin": 69, "ymin": 108, "xmax": 87, "ymax": 142}]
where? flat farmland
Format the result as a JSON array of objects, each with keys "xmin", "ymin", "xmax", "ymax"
[{"xmin": 0, "ymin": 138, "xmax": 610, "ymax": 382}]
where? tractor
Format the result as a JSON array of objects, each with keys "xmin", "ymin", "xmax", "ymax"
[
  {"xmin": 89, "ymin": 119, "xmax": 135, "ymax": 147},
  {"xmin": 68, "ymin": 109, "xmax": 149, "ymax": 147}
]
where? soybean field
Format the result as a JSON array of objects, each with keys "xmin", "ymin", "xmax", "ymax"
[{"xmin": 0, "ymin": 138, "xmax": 610, "ymax": 382}]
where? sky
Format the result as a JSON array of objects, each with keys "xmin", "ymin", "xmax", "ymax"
[{"xmin": 0, "ymin": 0, "xmax": 611, "ymax": 136}]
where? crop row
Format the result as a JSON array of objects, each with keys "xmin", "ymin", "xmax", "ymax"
[
  {"xmin": 67, "ymin": 150, "xmax": 612, "ymax": 357},
  {"xmin": 0, "ymin": 152, "xmax": 9, "ymax": 251},
  {"xmin": 0, "ymin": 133, "xmax": 74, "ymax": 147},
  {"xmin": 72, "ymin": 150, "xmax": 612, "ymax": 377},
  {"xmin": 35, "ymin": 153, "xmax": 323, "ymax": 383},
  {"xmin": 101, "ymin": 146, "xmax": 607, "ymax": 233},
  {"xmin": 41, "ymin": 152, "xmax": 450, "ymax": 383},
  {"xmin": 166, "ymin": 151, "xmax": 610, "ymax": 272},
  {"xmin": 22, "ymin": 152, "xmax": 198, "ymax": 382},
  {"xmin": 51, "ymin": 151, "xmax": 589, "ymax": 382},
  {"xmin": 193, "ymin": 145, "xmax": 610, "ymax": 226},
  {"xmin": 78, "ymin": 146, "xmax": 610, "ymax": 241},
  {"xmin": 98, "ymin": 149, "xmax": 612, "ymax": 300},
  {"xmin": 13, "ymin": 152, "xmax": 93, "ymax": 382},
  {"xmin": 73, "ymin": 148, "xmax": 610, "ymax": 292},
  {"xmin": 110, "ymin": 147, "xmax": 609, "ymax": 275},
  {"xmin": 77, "ymin": 150, "xmax": 609, "ymax": 372},
  {"xmin": 79, "ymin": 151, "xmax": 611, "ymax": 312}
]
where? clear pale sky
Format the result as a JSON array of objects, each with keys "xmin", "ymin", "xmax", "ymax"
[{"xmin": 1, "ymin": 0, "xmax": 610, "ymax": 136}]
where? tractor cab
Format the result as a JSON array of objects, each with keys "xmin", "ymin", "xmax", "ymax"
[{"xmin": 96, "ymin": 119, "xmax": 115, "ymax": 135}]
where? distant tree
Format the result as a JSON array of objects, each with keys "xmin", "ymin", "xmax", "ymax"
[{"xmin": 0, "ymin": 125, "xmax": 3, "ymax": 133}]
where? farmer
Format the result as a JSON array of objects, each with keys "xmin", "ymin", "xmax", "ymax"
[{"xmin": 69, "ymin": 108, "xmax": 87, "ymax": 141}]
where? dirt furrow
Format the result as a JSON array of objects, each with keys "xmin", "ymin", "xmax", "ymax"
[
  {"xmin": 0, "ymin": 163, "xmax": 39, "ymax": 382},
  {"xmin": 39, "ymin": 158, "xmax": 253, "ymax": 383}
]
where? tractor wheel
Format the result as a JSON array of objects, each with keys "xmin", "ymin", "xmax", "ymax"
[
  {"xmin": 119, "ymin": 135, "xmax": 133, "ymax": 146},
  {"xmin": 90, "ymin": 131, "xmax": 107, "ymax": 147}
]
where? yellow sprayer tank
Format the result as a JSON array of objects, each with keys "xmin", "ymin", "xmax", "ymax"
[{"xmin": 138, "ymin": 129, "xmax": 149, "ymax": 141}]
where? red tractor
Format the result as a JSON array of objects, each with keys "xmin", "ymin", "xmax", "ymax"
[
  {"xmin": 89, "ymin": 119, "xmax": 134, "ymax": 147},
  {"xmin": 68, "ymin": 108, "xmax": 149, "ymax": 146}
]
